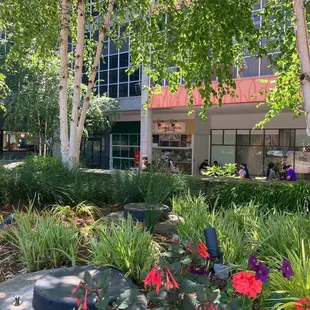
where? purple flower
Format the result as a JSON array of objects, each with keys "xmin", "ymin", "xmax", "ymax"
[
  {"xmin": 254, "ymin": 262, "xmax": 270, "ymax": 283},
  {"xmin": 279, "ymin": 259, "xmax": 294, "ymax": 280},
  {"xmin": 248, "ymin": 253, "xmax": 258, "ymax": 271},
  {"xmin": 189, "ymin": 265, "xmax": 209, "ymax": 276}
]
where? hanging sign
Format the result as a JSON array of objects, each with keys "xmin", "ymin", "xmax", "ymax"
[
  {"xmin": 134, "ymin": 151, "xmax": 140, "ymax": 168},
  {"xmin": 154, "ymin": 122, "xmax": 185, "ymax": 133}
]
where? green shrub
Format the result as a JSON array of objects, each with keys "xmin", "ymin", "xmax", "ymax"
[
  {"xmin": 89, "ymin": 217, "xmax": 160, "ymax": 283},
  {"xmin": 73, "ymin": 171, "xmax": 113, "ymax": 205},
  {"xmin": 7, "ymin": 156, "xmax": 76, "ymax": 205},
  {"xmin": 211, "ymin": 180, "xmax": 310, "ymax": 212},
  {"xmin": 4, "ymin": 209, "xmax": 80, "ymax": 272},
  {"xmin": 111, "ymin": 171, "xmax": 202, "ymax": 205}
]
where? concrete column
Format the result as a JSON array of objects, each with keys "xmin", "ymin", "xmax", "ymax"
[{"xmin": 140, "ymin": 69, "xmax": 153, "ymax": 164}]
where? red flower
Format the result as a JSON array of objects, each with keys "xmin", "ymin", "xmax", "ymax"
[
  {"xmin": 145, "ymin": 266, "xmax": 162, "ymax": 294},
  {"xmin": 295, "ymin": 298, "xmax": 310, "ymax": 310},
  {"xmin": 76, "ymin": 298, "xmax": 81, "ymax": 306},
  {"xmin": 82, "ymin": 289, "xmax": 88, "ymax": 310},
  {"xmin": 194, "ymin": 241, "xmax": 210, "ymax": 259},
  {"xmin": 232, "ymin": 271, "xmax": 262, "ymax": 298},
  {"xmin": 165, "ymin": 268, "xmax": 179, "ymax": 290},
  {"xmin": 71, "ymin": 283, "xmax": 81, "ymax": 298}
]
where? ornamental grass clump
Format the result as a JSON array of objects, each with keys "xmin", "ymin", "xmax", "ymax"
[
  {"xmin": 89, "ymin": 217, "xmax": 160, "ymax": 283},
  {"xmin": 3, "ymin": 208, "xmax": 80, "ymax": 272}
]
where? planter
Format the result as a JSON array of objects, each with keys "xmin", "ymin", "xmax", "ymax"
[{"xmin": 124, "ymin": 203, "xmax": 169, "ymax": 222}]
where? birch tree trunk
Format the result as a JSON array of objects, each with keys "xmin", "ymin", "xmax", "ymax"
[
  {"xmin": 75, "ymin": 0, "xmax": 115, "ymax": 160},
  {"xmin": 59, "ymin": 0, "xmax": 71, "ymax": 164},
  {"xmin": 293, "ymin": 0, "xmax": 310, "ymax": 136},
  {"xmin": 68, "ymin": 0, "xmax": 85, "ymax": 169}
]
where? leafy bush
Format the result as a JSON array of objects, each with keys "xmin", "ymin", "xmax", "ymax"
[
  {"xmin": 111, "ymin": 171, "xmax": 202, "ymax": 205},
  {"xmin": 4, "ymin": 207, "xmax": 80, "ymax": 272},
  {"xmin": 89, "ymin": 217, "xmax": 160, "ymax": 283},
  {"xmin": 7, "ymin": 156, "xmax": 76, "ymax": 205},
  {"xmin": 211, "ymin": 180, "xmax": 310, "ymax": 212},
  {"xmin": 173, "ymin": 193, "xmax": 310, "ymax": 264},
  {"xmin": 73, "ymin": 171, "xmax": 114, "ymax": 205}
]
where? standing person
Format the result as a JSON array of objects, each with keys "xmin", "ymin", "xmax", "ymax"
[
  {"xmin": 266, "ymin": 162, "xmax": 278, "ymax": 180},
  {"xmin": 141, "ymin": 155, "xmax": 151, "ymax": 172},
  {"xmin": 283, "ymin": 165, "xmax": 297, "ymax": 182},
  {"xmin": 239, "ymin": 163, "xmax": 250, "ymax": 179}
]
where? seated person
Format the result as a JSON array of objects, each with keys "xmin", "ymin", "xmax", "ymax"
[
  {"xmin": 283, "ymin": 165, "xmax": 297, "ymax": 182},
  {"xmin": 199, "ymin": 159, "xmax": 209, "ymax": 171}
]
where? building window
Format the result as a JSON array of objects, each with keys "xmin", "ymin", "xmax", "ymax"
[
  {"xmin": 88, "ymin": 19, "xmax": 141, "ymax": 99},
  {"xmin": 111, "ymin": 134, "xmax": 140, "ymax": 169},
  {"xmin": 210, "ymin": 129, "xmax": 310, "ymax": 176}
]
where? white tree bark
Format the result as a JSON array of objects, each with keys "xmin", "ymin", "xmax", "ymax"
[
  {"xmin": 59, "ymin": 0, "xmax": 71, "ymax": 164},
  {"xmin": 75, "ymin": 0, "xmax": 115, "ymax": 160},
  {"xmin": 68, "ymin": 0, "xmax": 85, "ymax": 169},
  {"xmin": 293, "ymin": 0, "xmax": 310, "ymax": 136}
]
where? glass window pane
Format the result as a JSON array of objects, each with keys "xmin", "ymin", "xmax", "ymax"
[
  {"xmin": 159, "ymin": 135, "xmax": 169, "ymax": 147},
  {"xmin": 112, "ymin": 146, "xmax": 120, "ymax": 157},
  {"xmin": 119, "ymin": 83, "xmax": 128, "ymax": 97},
  {"xmin": 279, "ymin": 129, "xmax": 294, "ymax": 146},
  {"xmin": 119, "ymin": 68, "xmax": 128, "ymax": 82},
  {"xmin": 120, "ymin": 37, "xmax": 129, "ymax": 52},
  {"xmin": 251, "ymin": 130, "xmax": 263, "ymax": 146},
  {"xmin": 237, "ymin": 146, "xmax": 264, "ymax": 176},
  {"xmin": 296, "ymin": 129, "xmax": 310, "ymax": 146},
  {"xmin": 130, "ymin": 68, "xmax": 140, "ymax": 81},
  {"xmin": 211, "ymin": 145, "xmax": 236, "ymax": 166},
  {"xmin": 295, "ymin": 146, "xmax": 310, "ymax": 173},
  {"xmin": 119, "ymin": 53, "xmax": 129, "ymax": 67},
  {"xmin": 120, "ymin": 147, "xmax": 129, "ymax": 158},
  {"xmin": 129, "ymin": 82, "xmax": 139, "ymax": 96},
  {"xmin": 239, "ymin": 57, "xmax": 259, "ymax": 77},
  {"xmin": 109, "ymin": 55, "xmax": 118, "ymax": 69},
  {"xmin": 113, "ymin": 158, "xmax": 121, "ymax": 169},
  {"xmin": 265, "ymin": 130, "xmax": 278, "ymax": 147},
  {"xmin": 109, "ymin": 40, "xmax": 118, "ymax": 54},
  {"xmin": 109, "ymin": 70, "xmax": 117, "ymax": 83},
  {"xmin": 120, "ymin": 135, "xmax": 128, "ymax": 146},
  {"xmin": 237, "ymin": 130, "xmax": 250, "ymax": 145},
  {"xmin": 129, "ymin": 135, "xmax": 138, "ymax": 146},
  {"xmin": 212, "ymin": 130, "xmax": 223, "ymax": 145},
  {"xmin": 121, "ymin": 159, "xmax": 130, "ymax": 169},
  {"xmin": 100, "ymin": 56, "xmax": 108, "ymax": 70},
  {"xmin": 224, "ymin": 130, "xmax": 236, "ymax": 145},
  {"xmin": 99, "ymin": 71, "xmax": 108, "ymax": 83},
  {"xmin": 260, "ymin": 56, "xmax": 273, "ymax": 76},
  {"xmin": 112, "ymin": 134, "xmax": 120, "ymax": 145},
  {"xmin": 109, "ymin": 84, "xmax": 117, "ymax": 98},
  {"xmin": 99, "ymin": 85, "xmax": 107, "ymax": 95}
]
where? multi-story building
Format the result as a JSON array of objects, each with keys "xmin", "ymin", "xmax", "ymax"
[{"xmin": 81, "ymin": 0, "xmax": 310, "ymax": 177}]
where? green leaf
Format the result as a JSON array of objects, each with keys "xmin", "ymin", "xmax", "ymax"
[
  {"xmin": 178, "ymin": 279, "xmax": 201, "ymax": 294},
  {"xmin": 147, "ymin": 290, "xmax": 168, "ymax": 304},
  {"xmin": 116, "ymin": 288, "xmax": 139, "ymax": 309},
  {"xmin": 84, "ymin": 270, "xmax": 93, "ymax": 285},
  {"xmin": 180, "ymin": 256, "xmax": 192, "ymax": 266},
  {"xmin": 96, "ymin": 297, "xmax": 110, "ymax": 310}
]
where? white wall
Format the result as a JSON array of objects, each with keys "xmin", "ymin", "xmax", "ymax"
[{"xmin": 211, "ymin": 112, "xmax": 306, "ymax": 129}]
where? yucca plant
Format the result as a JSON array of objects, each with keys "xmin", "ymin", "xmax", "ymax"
[{"xmin": 89, "ymin": 217, "xmax": 161, "ymax": 283}]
